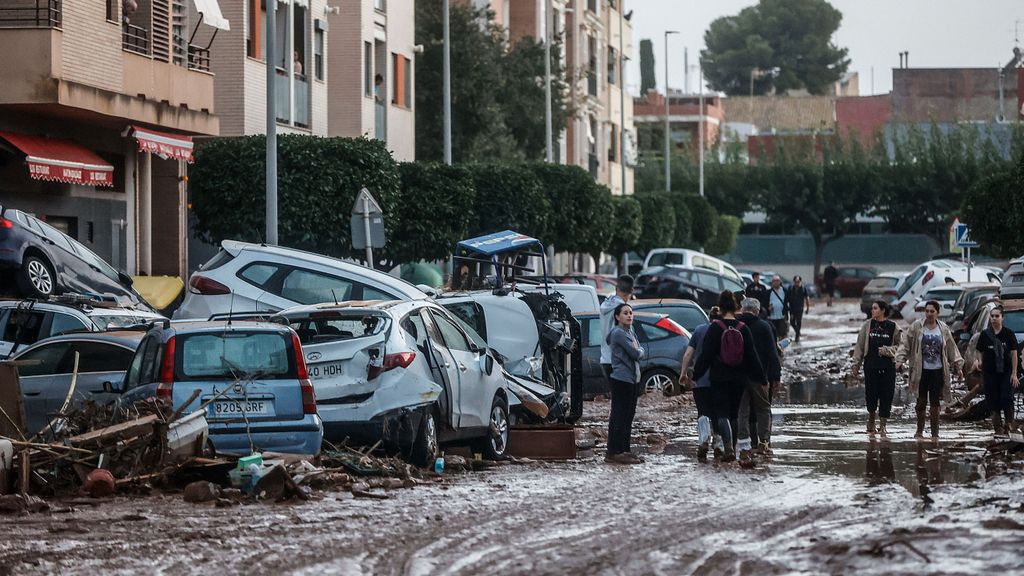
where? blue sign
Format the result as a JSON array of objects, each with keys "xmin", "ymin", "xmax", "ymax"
[
  {"xmin": 955, "ymin": 223, "xmax": 979, "ymax": 248},
  {"xmin": 457, "ymin": 230, "xmax": 543, "ymax": 256}
]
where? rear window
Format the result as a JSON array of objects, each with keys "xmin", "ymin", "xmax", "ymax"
[
  {"xmin": 91, "ymin": 314, "xmax": 153, "ymax": 330},
  {"xmin": 924, "ymin": 289, "xmax": 962, "ymax": 301},
  {"xmin": 665, "ymin": 308, "xmax": 708, "ymax": 332},
  {"xmin": 866, "ymin": 277, "xmax": 899, "ymax": 290},
  {"xmin": 1007, "ymin": 272, "xmax": 1024, "ymax": 286},
  {"xmin": 1003, "ymin": 311, "xmax": 1024, "ymax": 339},
  {"xmin": 898, "ymin": 266, "xmax": 926, "ymax": 296},
  {"xmin": 648, "ymin": 252, "xmax": 684, "ymax": 267},
  {"xmin": 201, "ymin": 249, "xmax": 236, "ymax": 272},
  {"xmin": 285, "ymin": 312, "xmax": 387, "ymax": 345},
  {"xmin": 179, "ymin": 331, "xmax": 292, "ymax": 379}
]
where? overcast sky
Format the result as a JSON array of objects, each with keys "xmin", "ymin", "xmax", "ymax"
[{"xmin": 628, "ymin": 0, "xmax": 1024, "ymax": 96}]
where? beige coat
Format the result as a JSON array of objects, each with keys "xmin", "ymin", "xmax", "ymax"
[
  {"xmin": 895, "ymin": 319, "xmax": 963, "ymax": 402},
  {"xmin": 851, "ymin": 319, "xmax": 902, "ymax": 371}
]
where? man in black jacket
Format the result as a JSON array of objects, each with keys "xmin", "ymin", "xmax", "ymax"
[
  {"xmin": 745, "ymin": 272, "xmax": 770, "ymax": 318},
  {"xmin": 736, "ymin": 297, "xmax": 782, "ymax": 466}
]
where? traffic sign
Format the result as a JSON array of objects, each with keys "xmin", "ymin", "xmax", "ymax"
[{"xmin": 954, "ymin": 222, "xmax": 978, "ymax": 248}]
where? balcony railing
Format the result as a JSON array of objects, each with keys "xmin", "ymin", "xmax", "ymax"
[
  {"xmin": 588, "ymin": 73, "xmax": 598, "ymax": 97},
  {"xmin": 294, "ymin": 74, "xmax": 309, "ymax": 128},
  {"xmin": 188, "ymin": 44, "xmax": 210, "ymax": 72},
  {"xmin": 0, "ymin": 0, "xmax": 61, "ymax": 28},
  {"xmin": 122, "ymin": 23, "xmax": 149, "ymax": 55},
  {"xmin": 275, "ymin": 69, "xmax": 291, "ymax": 123}
]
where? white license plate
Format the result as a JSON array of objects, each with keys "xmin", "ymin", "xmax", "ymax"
[
  {"xmin": 210, "ymin": 399, "xmax": 271, "ymax": 417},
  {"xmin": 309, "ymin": 361, "xmax": 345, "ymax": 380}
]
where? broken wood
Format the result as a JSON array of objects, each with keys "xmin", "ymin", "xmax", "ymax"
[
  {"xmin": 67, "ymin": 414, "xmax": 159, "ymax": 447},
  {"xmin": 18, "ymin": 451, "xmax": 29, "ymax": 496}
]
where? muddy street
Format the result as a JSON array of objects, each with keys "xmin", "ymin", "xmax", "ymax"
[{"xmin": 3, "ymin": 302, "xmax": 1024, "ymax": 576}]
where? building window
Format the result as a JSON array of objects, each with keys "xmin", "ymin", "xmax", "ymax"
[
  {"xmin": 609, "ymin": 124, "xmax": 619, "ymax": 162},
  {"xmin": 607, "ymin": 47, "xmax": 616, "ymax": 85},
  {"xmin": 314, "ymin": 21, "xmax": 325, "ymax": 81},
  {"xmin": 247, "ymin": 0, "xmax": 262, "ymax": 59},
  {"xmin": 364, "ymin": 42, "xmax": 373, "ymax": 97},
  {"xmin": 392, "ymin": 53, "xmax": 411, "ymax": 108},
  {"xmin": 375, "ymin": 0, "xmax": 386, "ymax": 12},
  {"xmin": 106, "ymin": 0, "xmax": 117, "ymax": 22}
]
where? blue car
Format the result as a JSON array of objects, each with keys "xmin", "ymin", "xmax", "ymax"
[{"xmin": 119, "ymin": 321, "xmax": 323, "ymax": 456}]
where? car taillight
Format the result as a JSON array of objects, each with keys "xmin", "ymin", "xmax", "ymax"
[
  {"xmin": 368, "ymin": 352, "xmax": 416, "ymax": 380},
  {"xmin": 0, "ymin": 217, "xmax": 13, "ymax": 229},
  {"xmin": 655, "ymin": 317, "xmax": 690, "ymax": 338},
  {"xmin": 156, "ymin": 336, "xmax": 176, "ymax": 399},
  {"xmin": 188, "ymin": 274, "xmax": 231, "ymax": 295},
  {"xmin": 291, "ymin": 333, "xmax": 309, "ymax": 380},
  {"xmin": 289, "ymin": 333, "xmax": 317, "ymax": 414},
  {"xmin": 922, "ymin": 271, "xmax": 934, "ymax": 285}
]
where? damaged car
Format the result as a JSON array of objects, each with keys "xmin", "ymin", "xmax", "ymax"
[{"xmin": 272, "ymin": 300, "xmax": 511, "ymax": 466}]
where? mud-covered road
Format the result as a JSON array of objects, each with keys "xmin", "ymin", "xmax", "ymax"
[{"xmin": 4, "ymin": 302, "xmax": 1024, "ymax": 575}]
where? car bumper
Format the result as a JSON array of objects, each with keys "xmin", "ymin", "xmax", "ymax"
[
  {"xmin": 321, "ymin": 404, "xmax": 433, "ymax": 449},
  {"xmin": 208, "ymin": 415, "xmax": 323, "ymax": 456}
]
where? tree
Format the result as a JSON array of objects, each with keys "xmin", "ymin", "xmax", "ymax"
[
  {"xmin": 961, "ymin": 162, "xmax": 1024, "ymax": 258},
  {"xmin": 466, "ymin": 164, "xmax": 550, "ymax": 240},
  {"xmin": 634, "ymin": 193, "xmax": 676, "ymax": 253},
  {"xmin": 640, "ymin": 38, "xmax": 656, "ymax": 94},
  {"xmin": 606, "ymin": 195, "xmax": 643, "ymax": 272},
  {"xmin": 501, "ymin": 38, "xmax": 572, "ymax": 160},
  {"xmin": 391, "ymin": 163, "xmax": 476, "ymax": 264},
  {"xmin": 701, "ymin": 0, "xmax": 850, "ymax": 96},
  {"xmin": 705, "ymin": 214, "xmax": 742, "ymax": 256},
  {"xmin": 529, "ymin": 163, "xmax": 612, "ymax": 266},
  {"xmin": 688, "ymin": 195, "xmax": 719, "ymax": 247}
]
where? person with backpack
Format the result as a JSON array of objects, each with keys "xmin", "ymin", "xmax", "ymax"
[
  {"xmin": 605, "ymin": 303, "xmax": 645, "ymax": 464},
  {"xmin": 973, "ymin": 305, "xmax": 1020, "ymax": 436},
  {"xmin": 851, "ymin": 300, "xmax": 902, "ymax": 437},
  {"xmin": 694, "ymin": 291, "xmax": 766, "ymax": 462},
  {"xmin": 735, "ymin": 297, "xmax": 781, "ymax": 466},
  {"xmin": 679, "ymin": 306, "xmax": 722, "ymax": 462},
  {"xmin": 896, "ymin": 300, "xmax": 963, "ymax": 440}
]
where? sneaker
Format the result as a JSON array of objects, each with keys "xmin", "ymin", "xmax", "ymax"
[
  {"xmin": 738, "ymin": 449, "xmax": 756, "ymax": 468},
  {"xmin": 623, "ymin": 453, "xmax": 645, "ymax": 464},
  {"xmin": 605, "ymin": 453, "xmax": 627, "ymax": 464},
  {"xmin": 697, "ymin": 444, "xmax": 709, "ymax": 463}
]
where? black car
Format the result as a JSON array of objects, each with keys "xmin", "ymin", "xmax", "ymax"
[
  {"xmin": 635, "ymin": 266, "xmax": 746, "ymax": 310},
  {"xmin": 0, "ymin": 206, "xmax": 146, "ymax": 307}
]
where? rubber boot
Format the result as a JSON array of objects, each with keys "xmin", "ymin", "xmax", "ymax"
[
  {"xmin": 915, "ymin": 409, "xmax": 926, "ymax": 439},
  {"xmin": 879, "ymin": 417, "xmax": 888, "ymax": 437},
  {"xmin": 993, "ymin": 412, "xmax": 1005, "ymax": 436},
  {"xmin": 867, "ymin": 412, "xmax": 876, "ymax": 435},
  {"xmin": 930, "ymin": 406, "xmax": 941, "ymax": 438}
]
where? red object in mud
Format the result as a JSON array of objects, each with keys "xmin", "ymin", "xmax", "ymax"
[{"xmin": 82, "ymin": 469, "xmax": 116, "ymax": 498}]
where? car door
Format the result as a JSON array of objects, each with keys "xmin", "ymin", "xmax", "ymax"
[
  {"xmin": 61, "ymin": 340, "xmax": 137, "ymax": 410},
  {"xmin": 48, "ymin": 312, "xmax": 91, "ymax": 337},
  {"xmin": 429, "ymin": 309, "xmax": 489, "ymax": 429},
  {"xmin": 12, "ymin": 341, "xmax": 73, "ymax": 434},
  {"xmin": 580, "ymin": 316, "xmax": 608, "ymax": 395},
  {"xmin": 417, "ymin": 310, "xmax": 463, "ymax": 427},
  {"xmin": 274, "ymin": 266, "xmax": 357, "ymax": 309}
]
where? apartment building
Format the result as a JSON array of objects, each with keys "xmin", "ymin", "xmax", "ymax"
[
  {"xmin": 633, "ymin": 90, "xmax": 725, "ymax": 157},
  {"xmin": 0, "ymin": 0, "xmax": 224, "ymax": 278},
  {"xmin": 498, "ymin": 0, "xmax": 634, "ymax": 195}
]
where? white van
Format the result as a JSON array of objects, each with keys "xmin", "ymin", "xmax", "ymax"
[
  {"xmin": 642, "ymin": 249, "xmax": 742, "ymax": 283},
  {"xmin": 892, "ymin": 260, "xmax": 978, "ymax": 319}
]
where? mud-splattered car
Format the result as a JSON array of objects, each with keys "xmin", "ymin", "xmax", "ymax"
[{"xmin": 272, "ymin": 300, "xmax": 511, "ymax": 465}]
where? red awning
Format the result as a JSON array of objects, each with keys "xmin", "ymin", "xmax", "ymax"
[
  {"xmin": 128, "ymin": 125, "xmax": 195, "ymax": 162},
  {"xmin": 0, "ymin": 131, "xmax": 114, "ymax": 187}
]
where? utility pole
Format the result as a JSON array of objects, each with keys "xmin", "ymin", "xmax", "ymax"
[
  {"xmin": 619, "ymin": 3, "xmax": 626, "ymax": 196},
  {"xmin": 544, "ymin": 0, "xmax": 553, "ymax": 162},
  {"xmin": 265, "ymin": 0, "xmax": 277, "ymax": 244},
  {"xmin": 698, "ymin": 61, "xmax": 705, "ymax": 197},
  {"xmin": 443, "ymin": 0, "xmax": 452, "ymax": 165},
  {"xmin": 663, "ymin": 30, "xmax": 678, "ymax": 193}
]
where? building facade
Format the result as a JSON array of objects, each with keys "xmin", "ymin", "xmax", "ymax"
[
  {"xmin": 0, "ymin": 0, "xmax": 224, "ymax": 279},
  {"xmin": 633, "ymin": 90, "xmax": 725, "ymax": 157}
]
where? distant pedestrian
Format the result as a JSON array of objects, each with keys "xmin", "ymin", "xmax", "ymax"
[
  {"xmin": 736, "ymin": 298, "xmax": 781, "ymax": 466},
  {"xmin": 787, "ymin": 275, "xmax": 811, "ymax": 342},
  {"xmin": 694, "ymin": 291, "xmax": 766, "ymax": 462},
  {"xmin": 767, "ymin": 275, "xmax": 789, "ymax": 339},
  {"xmin": 605, "ymin": 303, "xmax": 645, "ymax": 465},
  {"xmin": 599, "ymin": 274, "xmax": 634, "ymax": 380},
  {"xmin": 823, "ymin": 262, "xmax": 839, "ymax": 307},
  {"xmin": 974, "ymin": 305, "xmax": 1020, "ymax": 436},
  {"xmin": 852, "ymin": 300, "xmax": 902, "ymax": 437},
  {"xmin": 745, "ymin": 272, "xmax": 769, "ymax": 318},
  {"xmin": 679, "ymin": 306, "xmax": 722, "ymax": 462},
  {"xmin": 896, "ymin": 300, "xmax": 963, "ymax": 440}
]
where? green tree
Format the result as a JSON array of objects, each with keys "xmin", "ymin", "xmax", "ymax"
[
  {"xmin": 640, "ymin": 38, "xmax": 656, "ymax": 94},
  {"xmin": 961, "ymin": 161, "xmax": 1024, "ymax": 258},
  {"xmin": 606, "ymin": 195, "xmax": 643, "ymax": 272},
  {"xmin": 705, "ymin": 214, "xmax": 742, "ymax": 256},
  {"xmin": 466, "ymin": 164, "xmax": 550, "ymax": 240},
  {"xmin": 701, "ymin": 0, "xmax": 850, "ymax": 96},
  {"xmin": 634, "ymin": 193, "xmax": 677, "ymax": 253},
  {"xmin": 502, "ymin": 38, "xmax": 572, "ymax": 160},
  {"xmin": 391, "ymin": 162, "xmax": 476, "ymax": 264},
  {"xmin": 529, "ymin": 163, "xmax": 612, "ymax": 264},
  {"xmin": 688, "ymin": 195, "xmax": 719, "ymax": 247}
]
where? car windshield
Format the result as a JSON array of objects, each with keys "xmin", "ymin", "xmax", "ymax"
[
  {"xmin": 284, "ymin": 312, "xmax": 388, "ymax": 345},
  {"xmin": 179, "ymin": 331, "xmax": 292, "ymax": 379},
  {"xmin": 92, "ymin": 315, "xmax": 153, "ymax": 330},
  {"xmin": 898, "ymin": 266, "xmax": 926, "ymax": 296}
]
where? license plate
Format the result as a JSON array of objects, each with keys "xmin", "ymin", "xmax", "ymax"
[
  {"xmin": 210, "ymin": 399, "xmax": 272, "ymax": 418},
  {"xmin": 309, "ymin": 361, "xmax": 344, "ymax": 380}
]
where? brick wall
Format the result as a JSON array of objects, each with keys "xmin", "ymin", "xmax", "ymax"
[
  {"xmin": 60, "ymin": 0, "xmax": 124, "ymax": 93},
  {"xmin": 209, "ymin": 0, "xmax": 247, "ymax": 135},
  {"xmin": 327, "ymin": 1, "xmax": 367, "ymax": 138},
  {"xmin": 508, "ymin": 0, "xmax": 538, "ymax": 44},
  {"xmin": 836, "ymin": 94, "xmax": 891, "ymax": 145},
  {"xmin": 891, "ymin": 68, "xmax": 1015, "ymax": 123}
]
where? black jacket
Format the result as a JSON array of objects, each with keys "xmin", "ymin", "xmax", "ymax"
[
  {"xmin": 745, "ymin": 282, "xmax": 770, "ymax": 316},
  {"xmin": 693, "ymin": 317, "xmax": 767, "ymax": 385},
  {"xmin": 737, "ymin": 312, "xmax": 782, "ymax": 382}
]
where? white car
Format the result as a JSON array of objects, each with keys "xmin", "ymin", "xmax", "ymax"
[
  {"xmin": 0, "ymin": 297, "xmax": 165, "ymax": 359},
  {"xmin": 905, "ymin": 285, "xmax": 965, "ymax": 323},
  {"xmin": 891, "ymin": 260, "xmax": 979, "ymax": 319},
  {"xmin": 1001, "ymin": 257, "xmax": 1024, "ymax": 300},
  {"xmin": 272, "ymin": 300, "xmax": 510, "ymax": 465},
  {"xmin": 642, "ymin": 248, "xmax": 743, "ymax": 283},
  {"xmin": 175, "ymin": 240, "xmax": 428, "ymax": 320}
]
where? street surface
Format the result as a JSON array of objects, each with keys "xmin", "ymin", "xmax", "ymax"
[{"xmin": 3, "ymin": 302, "xmax": 1024, "ymax": 575}]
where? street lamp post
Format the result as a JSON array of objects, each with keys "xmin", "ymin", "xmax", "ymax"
[
  {"xmin": 618, "ymin": 2, "xmax": 626, "ymax": 196},
  {"xmin": 698, "ymin": 61, "xmax": 704, "ymax": 197},
  {"xmin": 265, "ymin": 0, "xmax": 277, "ymax": 244},
  {"xmin": 544, "ymin": 0, "xmax": 553, "ymax": 162},
  {"xmin": 443, "ymin": 0, "xmax": 452, "ymax": 165},
  {"xmin": 663, "ymin": 30, "xmax": 678, "ymax": 193}
]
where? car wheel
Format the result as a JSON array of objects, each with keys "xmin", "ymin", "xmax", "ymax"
[
  {"xmin": 410, "ymin": 409, "xmax": 439, "ymax": 468},
  {"xmin": 473, "ymin": 396, "xmax": 509, "ymax": 460},
  {"xmin": 17, "ymin": 255, "xmax": 56, "ymax": 298},
  {"xmin": 642, "ymin": 368, "xmax": 676, "ymax": 395}
]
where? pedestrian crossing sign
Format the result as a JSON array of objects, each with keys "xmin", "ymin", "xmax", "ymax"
[{"xmin": 955, "ymin": 223, "xmax": 978, "ymax": 248}]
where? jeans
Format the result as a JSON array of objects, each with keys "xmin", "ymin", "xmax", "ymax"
[
  {"xmin": 712, "ymin": 379, "xmax": 746, "ymax": 450},
  {"xmin": 865, "ymin": 365, "xmax": 896, "ymax": 417},
  {"xmin": 607, "ymin": 377, "xmax": 639, "ymax": 455},
  {"xmin": 693, "ymin": 387, "xmax": 714, "ymax": 419},
  {"xmin": 737, "ymin": 380, "xmax": 772, "ymax": 448},
  {"xmin": 790, "ymin": 311, "xmax": 804, "ymax": 340},
  {"xmin": 983, "ymin": 370, "xmax": 1014, "ymax": 422},
  {"xmin": 916, "ymin": 368, "xmax": 943, "ymax": 409}
]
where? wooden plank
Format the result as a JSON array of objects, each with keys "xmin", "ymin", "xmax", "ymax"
[
  {"xmin": 67, "ymin": 415, "xmax": 159, "ymax": 447},
  {"xmin": 0, "ymin": 364, "xmax": 27, "ymax": 440}
]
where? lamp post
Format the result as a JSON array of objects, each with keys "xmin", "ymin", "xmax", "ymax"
[
  {"xmin": 698, "ymin": 60, "xmax": 704, "ymax": 197},
  {"xmin": 663, "ymin": 30, "xmax": 678, "ymax": 193},
  {"xmin": 265, "ymin": 0, "xmax": 277, "ymax": 244},
  {"xmin": 618, "ymin": 2, "xmax": 626, "ymax": 196},
  {"xmin": 544, "ymin": 0, "xmax": 553, "ymax": 162},
  {"xmin": 443, "ymin": 0, "xmax": 452, "ymax": 165}
]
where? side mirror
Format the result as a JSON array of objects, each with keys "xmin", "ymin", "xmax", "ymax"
[
  {"xmin": 103, "ymin": 380, "xmax": 124, "ymax": 393},
  {"xmin": 118, "ymin": 271, "xmax": 134, "ymax": 287},
  {"xmin": 479, "ymin": 351, "xmax": 494, "ymax": 376}
]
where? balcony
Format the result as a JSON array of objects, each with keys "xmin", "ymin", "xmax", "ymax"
[
  {"xmin": 0, "ymin": 0, "xmax": 61, "ymax": 28},
  {"xmin": 122, "ymin": 23, "xmax": 149, "ymax": 55},
  {"xmin": 275, "ymin": 69, "xmax": 310, "ymax": 128},
  {"xmin": 588, "ymin": 73, "xmax": 598, "ymax": 97}
]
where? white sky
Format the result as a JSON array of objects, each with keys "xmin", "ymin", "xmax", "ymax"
[{"xmin": 627, "ymin": 0, "xmax": 1024, "ymax": 96}]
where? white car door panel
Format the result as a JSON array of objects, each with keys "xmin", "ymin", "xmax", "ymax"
[{"xmin": 430, "ymin": 311, "xmax": 489, "ymax": 428}]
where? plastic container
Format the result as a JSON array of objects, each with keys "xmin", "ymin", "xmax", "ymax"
[{"xmin": 433, "ymin": 455, "xmax": 445, "ymax": 475}]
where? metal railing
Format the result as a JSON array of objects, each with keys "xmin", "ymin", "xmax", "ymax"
[
  {"xmin": 294, "ymin": 75, "xmax": 309, "ymax": 128},
  {"xmin": 588, "ymin": 73, "xmax": 598, "ymax": 97},
  {"xmin": 0, "ymin": 0, "xmax": 61, "ymax": 28},
  {"xmin": 122, "ymin": 23, "xmax": 149, "ymax": 55},
  {"xmin": 188, "ymin": 44, "xmax": 210, "ymax": 72}
]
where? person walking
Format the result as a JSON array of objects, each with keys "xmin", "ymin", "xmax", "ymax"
[
  {"xmin": 694, "ymin": 291, "xmax": 766, "ymax": 462},
  {"xmin": 787, "ymin": 275, "xmax": 811, "ymax": 342},
  {"xmin": 852, "ymin": 300, "xmax": 902, "ymax": 437},
  {"xmin": 974, "ymin": 305, "xmax": 1020, "ymax": 436},
  {"xmin": 823, "ymin": 262, "xmax": 839, "ymax": 307},
  {"xmin": 896, "ymin": 300, "xmax": 963, "ymax": 440},
  {"xmin": 745, "ymin": 272, "xmax": 769, "ymax": 318},
  {"xmin": 599, "ymin": 275, "xmax": 634, "ymax": 381},
  {"xmin": 735, "ymin": 298, "xmax": 781, "ymax": 466},
  {"xmin": 679, "ymin": 306, "xmax": 722, "ymax": 462},
  {"xmin": 767, "ymin": 275, "xmax": 789, "ymax": 340},
  {"xmin": 605, "ymin": 303, "xmax": 645, "ymax": 464}
]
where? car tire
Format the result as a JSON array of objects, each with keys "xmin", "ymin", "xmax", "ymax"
[
  {"xmin": 642, "ymin": 368, "xmax": 677, "ymax": 395},
  {"xmin": 410, "ymin": 408, "xmax": 439, "ymax": 468},
  {"xmin": 17, "ymin": 254, "xmax": 56, "ymax": 299},
  {"xmin": 473, "ymin": 396, "xmax": 509, "ymax": 461}
]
